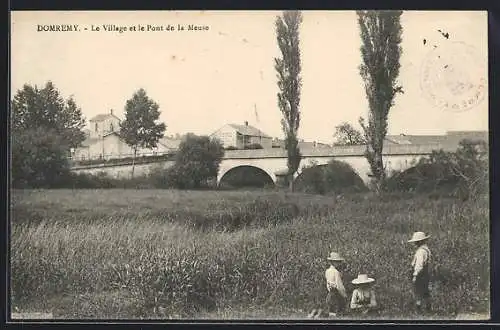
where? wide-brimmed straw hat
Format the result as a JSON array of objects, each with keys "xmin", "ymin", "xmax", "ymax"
[
  {"xmin": 352, "ymin": 274, "xmax": 375, "ymax": 285},
  {"xmin": 327, "ymin": 252, "xmax": 345, "ymax": 261},
  {"xmin": 408, "ymin": 231, "xmax": 431, "ymax": 243}
]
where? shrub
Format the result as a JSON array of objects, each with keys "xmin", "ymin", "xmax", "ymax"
[
  {"xmin": 11, "ymin": 127, "xmax": 72, "ymax": 189},
  {"xmin": 294, "ymin": 159, "xmax": 368, "ymax": 194},
  {"xmin": 386, "ymin": 139, "xmax": 488, "ymax": 199},
  {"xmin": 172, "ymin": 134, "xmax": 225, "ymax": 189}
]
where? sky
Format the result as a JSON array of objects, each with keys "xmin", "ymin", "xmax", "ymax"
[{"xmin": 11, "ymin": 11, "xmax": 488, "ymax": 144}]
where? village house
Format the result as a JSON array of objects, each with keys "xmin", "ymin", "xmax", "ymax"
[
  {"xmin": 210, "ymin": 122, "xmax": 273, "ymax": 149},
  {"xmin": 73, "ymin": 110, "xmax": 180, "ymax": 161}
]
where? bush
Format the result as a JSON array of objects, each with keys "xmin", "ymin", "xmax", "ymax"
[
  {"xmin": 386, "ymin": 139, "xmax": 488, "ymax": 199},
  {"xmin": 170, "ymin": 134, "xmax": 225, "ymax": 189},
  {"xmin": 11, "ymin": 127, "xmax": 72, "ymax": 188},
  {"xmin": 294, "ymin": 159, "xmax": 368, "ymax": 194}
]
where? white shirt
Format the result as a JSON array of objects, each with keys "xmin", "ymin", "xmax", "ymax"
[
  {"xmin": 325, "ymin": 265, "xmax": 347, "ymax": 298},
  {"xmin": 350, "ymin": 288, "xmax": 377, "ymax": 309},
  {"xmin": 411, "ymin": 244, "xmax": 431, "ymax": 277}
]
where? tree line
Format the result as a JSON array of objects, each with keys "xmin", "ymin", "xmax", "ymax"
[
  {"xmin": 11, "ymin": 82, "xmax": 225, "ymax": 188},
  {"xmin": 11, "ymin": 11, "xmax": 486, "ymax": 195}
]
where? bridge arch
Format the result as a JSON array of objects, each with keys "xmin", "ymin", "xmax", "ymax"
[{"xmin": 217, "ymin": 165, "xmax": 277, "ymax": 187}]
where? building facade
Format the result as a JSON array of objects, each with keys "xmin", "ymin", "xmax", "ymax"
[
  {"xmin": 210, "ymin": 122, "xmax": 273, "ymax": 149},
  {"xmin": 88, "ymin": 110, "xmax": 121, "ymax": 139},
  {"xmin": 72, "ymin": 110, "xmax": 179, "ymax": 161}
]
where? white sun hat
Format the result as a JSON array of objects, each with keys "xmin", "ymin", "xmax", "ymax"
[
  {"xmin": 352, "ymin": 274, "xmax": 375, "ymax": 285},
  {"xmin": 408, "ymin": 231, "xmax": 431, "ymax": 243},
  {"xmin": 327, "ymin": 252, "xmax": 345, "ymax": 261}
]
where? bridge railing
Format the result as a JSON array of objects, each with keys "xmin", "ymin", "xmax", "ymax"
[
  {"xmin": 69, "ymin": 151, "xmax": 177, "ymax": 168},
  {"xmin": 221, "ymin": 143, "xmax": 461, "ymax": 159}
]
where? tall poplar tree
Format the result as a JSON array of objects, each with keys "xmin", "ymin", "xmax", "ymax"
[
  {"xmin": 275, "ymin": 10, "xmax": 303, "ymax": 191},
  {"xmin": 357, "ymin": 10, "xmax": 404, "ymax": 193}
]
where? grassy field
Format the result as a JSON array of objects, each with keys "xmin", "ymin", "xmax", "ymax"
[{"xmin": 10, "ymin": 189, "xmax": 490, "ymax": 320}]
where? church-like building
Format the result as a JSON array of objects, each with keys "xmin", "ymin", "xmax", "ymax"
[{"xmin": 72, "ymin": 110, "xmax": 180, "ymax": 161}]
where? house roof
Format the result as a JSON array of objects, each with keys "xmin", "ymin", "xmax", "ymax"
[
  {"xmin": 89, "ymin": 113, "xmax": 121, "ymax": 122},
  {"xmin": 228, "ymin": 124, "xmax": 272, "ymax": 138}
]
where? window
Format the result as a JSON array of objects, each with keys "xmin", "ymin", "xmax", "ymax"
[
  {"xmin": 110, "ymin": 122, "xmax": 114, "ymax": 132},
  {"xmin": 95, "ymin": 122, "xmax": 98, "ymax": 132}
]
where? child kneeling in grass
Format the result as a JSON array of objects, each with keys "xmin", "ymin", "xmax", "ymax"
[{"xmin": 350, "ymin": 274, "xmax": 378, "ymax": 316}]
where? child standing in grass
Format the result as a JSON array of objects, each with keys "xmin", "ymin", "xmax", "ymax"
[
  {"xmin": 324, "ymin": 252, "xmax": 348, "ymax": 317},
  {"xmin": 408, "ymin": 231, "xmax": 432, "ymax": 313},
  {"xmin": 350, "ymin": 274, "xmax": 378, "ymax": 315}
]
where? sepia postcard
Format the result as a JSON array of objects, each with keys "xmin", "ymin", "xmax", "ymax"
[{"xmin": 9, "ymin": 10, "xmax": 490, "ymax": 322}]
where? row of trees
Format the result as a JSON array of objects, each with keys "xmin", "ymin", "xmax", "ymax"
[
  {"xmin": 275, "ymin": 10, "xmax": 404, "ymax": 193},
  {"xmin": 11, "ymin": 82, "xmax": 167, "ymax": 187},
  {"xmin": 14, "ymin": 11, "xmax": 483, "ymax": 195}
]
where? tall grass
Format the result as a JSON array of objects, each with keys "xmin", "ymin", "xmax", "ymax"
[{"xmin": 10, "ymin": 190, "xmax": 489, "ymax": 319}]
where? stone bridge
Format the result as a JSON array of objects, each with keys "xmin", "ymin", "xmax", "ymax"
[{"xmin": 71, "ymin": 143, "xmax": 459, "ymax": 186}]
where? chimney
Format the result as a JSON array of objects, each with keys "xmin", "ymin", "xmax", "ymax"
[
  {"xmin": 313, "ymin": 141, "xmax": 317, "ymax": 147},
  {"xmin": 110, "ymin": 109, "xmax": 114, "ymax": 115},
  {"xmin": 244, "ymin": 121, "xmax": 248, "ymax": 126}
]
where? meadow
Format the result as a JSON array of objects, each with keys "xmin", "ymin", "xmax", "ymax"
[{"xmin": 10, "ymin": 189, "xmax": 490, "ymax": 320}]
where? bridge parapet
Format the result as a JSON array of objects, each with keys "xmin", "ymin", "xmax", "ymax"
[{"xmin": 222, "ymin": 143, "xmax": 460, "ymax": 159}]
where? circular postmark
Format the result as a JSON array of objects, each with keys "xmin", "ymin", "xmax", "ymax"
[{"xmin": 420, "ymin": 41, "xmax": 486, "ymax": 112}]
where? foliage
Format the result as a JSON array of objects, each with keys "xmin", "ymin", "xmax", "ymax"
[
  {"xmin": 169, "ymin": 134, "xmax": 225, "ymax": 189},
  {"xmin": 11, "ymin": 82, "xmax": 87, "ymax": 188},
  {"xmin": 275, "ymin": 11, "xmax": 303, "ymax": 190},
  {"xmin": 356, "ymin": 10, "xmax": 404, "ymax": 193},
  {"xmin": 386, "ymin": 140, "xmax": 488, "ymax": 200},
  {"xmin": 11, "ymin": 127, "xmax": 71, "ymax": 188},
  {"xmin": 11, "ymin": 189, "xmax": 489, "ymax": 319},
  {"xmin": 11, "ymin": 81, "xmax": 86, "ymax": 148},
  {"xmin": 333, "ymin": 122, "xmax": 366, "ymax": 145},
  {"xmin": 294, "ymin": 159, "xmax": 368, "ymax": 194},
  {"xmin": 119, "ymin": 88, "xmax": 166, "ymax": 177}
]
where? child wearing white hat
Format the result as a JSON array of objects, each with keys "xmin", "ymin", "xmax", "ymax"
[
  {"xmin": 408, "ymin": 231, "xmax": 432, "ymax": 313},
  {"xmin": 324, "ymin": 252, "xmax": 348, "ymax": 317},
  {"xmin": 350, "ymin": 274, "xmax": 378, "ymax": 315}
]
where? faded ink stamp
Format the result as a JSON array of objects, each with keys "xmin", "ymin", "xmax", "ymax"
[{"xmin": 420, "ymin": 41, "xmax": 486, "ymax": 112}]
